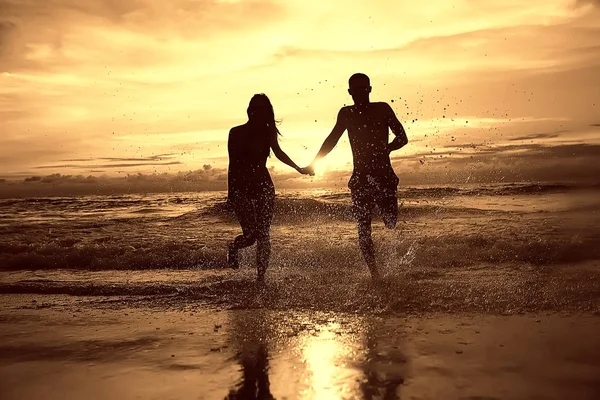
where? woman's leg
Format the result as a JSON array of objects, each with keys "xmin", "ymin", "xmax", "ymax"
[
  {"xmin": 228, "ymin": 196, "xmax": 258, "ymax": 268},
  {"xmin": 254, "ymin": 192, "xmax": 275, "ymax": 281}
]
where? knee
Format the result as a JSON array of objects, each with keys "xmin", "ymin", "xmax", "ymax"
[{"xmin": 235, "ymin": 232, "xmax": 256, "ymax": 247}]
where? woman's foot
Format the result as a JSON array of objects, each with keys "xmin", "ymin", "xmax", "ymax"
[
  {"xmin": 227, "ymin": 244, "xmax": 239, "ymax": 269},
  {"xmin": 256, "ymin": 267, "xmax": 266, "ymax": 285}
]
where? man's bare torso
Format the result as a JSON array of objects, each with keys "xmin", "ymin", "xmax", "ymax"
[{"xmin": 339, "ymin": 102, "xmax": 396, "ymax": 181}]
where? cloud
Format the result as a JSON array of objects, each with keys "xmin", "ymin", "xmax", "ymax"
[
  {"xmin": 576, "ymin": 0, "xmax": 600, "ymax": 7},
  {"xmin": 1, "ymin": 0, "xmax": 599, "ymax": 181},
  {"xmin": 0, "ymin": 0, "xmax": 284, "ymax": 73},
  {"xmin": 60, "ymin": 153, "xmax": 179, "ymax": 162},
  {"xmin": 33, "ymin": 161, "xmax": 182, "ymax": 169},
  {"xmin": 509, "ymin": 131, "xmax": 569, "ymax": 141},
  {"xmin": 0, "ymin": 20, "xmax": 16, "ymax": 53},
  {"xmin": 389, "ymin": 143, "xmax": 600, "ymax": 184},
  {"xmin": 3, "ymin": 141, "xmax": 599, "ymax": 198},
  {"xmin": 0, "ymin": 166, "xmax": 229, "ymax": 197},
  {"xmin": 273, "ymin": 20, "xmax": 600, "ymax": 79}
]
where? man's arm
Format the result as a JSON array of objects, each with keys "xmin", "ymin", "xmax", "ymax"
[
  {"xmin": 227, "ymin": 128, "xmax": 237, "ymax": 160},
  {"xmin": 307, "ymin": 109, "xmax": 347, "ymax": 171},
  {"xmin": 386, "ymin": 104, "xmax": 408, "ymax": 153}
]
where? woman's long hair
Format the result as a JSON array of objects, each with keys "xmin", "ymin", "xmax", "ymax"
[{"xmin": 247, "ymin": 94, "xmax": 281, "ymax": 157}]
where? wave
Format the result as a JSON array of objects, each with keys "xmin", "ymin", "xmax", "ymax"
[
  {"xmin": 202, "ymin": 198, "xmax": 356, "ymax": 222},
  {"xmin": 2, "ymin": 266, "xmax": 598, "ymax": 313},
  {"xmin": 1, "ymin": 182, "xmax": 596, "ymax": 223},
  {"xmin": 398, "ymin": 182, "xmax": 599, "ymax": 198},
  {"xmin": 129, "ymin": 207, "xmax": 172, "ymax": 214},
  {"xmin": 1, "ymin": 231, "xmax": 598, "ymax": 272},
  {"xmin": 199, "ymin": 197, "xmax": 528, "ymax": 223},
  {"xmin": 0, "ymin": 281, "xmax": 182, "ymax": 296},
  {"xmin": 199, "ymin": 181, "xmax": 598, "ymax": 219},
  {"xmin": 0, "ymin": 196, "xmax": 199, "ymax": 211}
]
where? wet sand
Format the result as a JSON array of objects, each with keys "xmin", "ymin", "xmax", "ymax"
[{"xmin": 1, "ymin": 293, "xmax": 599, "ymax": 400}]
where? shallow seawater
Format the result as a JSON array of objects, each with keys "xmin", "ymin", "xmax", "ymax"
[
  {"xmin": 1, "ymin": 182, "xmax": 600, "ymax": 314},
  {"xmin": 1, "ymin": 300, "xmax": 599, "ymax": 400},
  {"xmin": 1, "ymin": 183, "xmax": 600, "ymax": 273}
]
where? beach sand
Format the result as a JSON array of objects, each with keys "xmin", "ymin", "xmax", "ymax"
[{"xmin": 1, "ymin": 275, "xmax": 599, "ymax": 400}]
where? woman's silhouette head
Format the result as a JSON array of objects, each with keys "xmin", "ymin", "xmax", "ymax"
[
  {"xmin": 248, "ymin": 94, "xmax": 275, "ymax": 126},
  {"xmin": 247, "ymin": 94, "xmax": 280, "ymax": 147},
  {"xmin": 246, "ymin": 94, "xmax": 280, "ymax": 157}
]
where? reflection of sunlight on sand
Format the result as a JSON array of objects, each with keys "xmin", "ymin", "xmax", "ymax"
[{"xmin": 298, "ymin": 322, "xmax": 363, "ymax": 399}]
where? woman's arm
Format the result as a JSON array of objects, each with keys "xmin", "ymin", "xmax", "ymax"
[
  {"xmin": 270, "ymin": 132, "xmax": 310, "ymax": 174},
  {"xmin": 271, "ymin": 134, "xmax": 300, "ymax": 171}
]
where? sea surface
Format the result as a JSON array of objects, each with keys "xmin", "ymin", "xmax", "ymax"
[
  {"xmin": 2, "ymin": 182, "xmax": 600, "ymax": 269},
  {"xmin": 2, "ymin": 182, "xmax": 600, "ymax": 399},
  {"xmin": 0, "ymin": 183, "xmax": 600, "ymax": 304}
]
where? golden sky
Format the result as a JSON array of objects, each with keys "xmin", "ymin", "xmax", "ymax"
[{"xmin": 1, "ymin": 0, "xmax": 599, "ymax": 184}]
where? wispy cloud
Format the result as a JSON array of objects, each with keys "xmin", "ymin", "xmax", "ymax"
[
  {"xmin": 1, "ymin": 0, "xmax": 599, "ymax": 180},
  {"xmin": 59, "ymin": 153, "xmax": 179, "ymax": 162},
  {"xmin": 509, "ymin": 131, "xmax": 569, "ymax": 141},
  {"xmin": 33, "ymin": 161, "xmax": 183, "ymax": 169}
]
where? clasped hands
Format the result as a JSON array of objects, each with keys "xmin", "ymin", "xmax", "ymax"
[{"xmin": 297, "ymin": 164, "xmax": 316, "ymax": 176}]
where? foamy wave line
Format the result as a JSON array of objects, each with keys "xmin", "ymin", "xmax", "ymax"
[{"xmin": 1, "ymin": 234, "xmax": 598, "ymax": 271}]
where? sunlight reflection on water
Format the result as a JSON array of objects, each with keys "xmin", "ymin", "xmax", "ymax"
[{"xmin": 226, "ymin": 311, "xmax": 406, "ymax": 399}]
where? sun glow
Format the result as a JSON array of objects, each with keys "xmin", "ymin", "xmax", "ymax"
[{"xmin": 305, "ymin": 156, "xmax": 349, "ymax": 179}]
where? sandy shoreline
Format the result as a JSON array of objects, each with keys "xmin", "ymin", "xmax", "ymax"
[
  {"xmin": 1, "ymin": 261, "xmax": 599, "ymax": 399},
  {"xmin": 1, "ymin": 262, "xmax": 599, "ymax": 314},
  {"xmin": 1, "ymin": 292, "xmax": 599, "ymax": 400}
]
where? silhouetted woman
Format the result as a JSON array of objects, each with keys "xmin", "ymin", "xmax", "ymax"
[{"xmin": 227, "ymin": 94, "xmax": 310, "ymax": 282}]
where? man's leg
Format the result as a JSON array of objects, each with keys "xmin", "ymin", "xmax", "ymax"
[
  {"xmin": 352, "ymin": 188, "xmax": 380, "ymax": 279},
  {"xmin": 358, "ymin": 219, "xmax": 378, "ymax": 278},
  {"xmin": 228, "ymin": 196, "xmax": 257, "ymax": 269},
  {"xmin": 377, "ymin": 185, "xmax": 399, "ymax": 230}
]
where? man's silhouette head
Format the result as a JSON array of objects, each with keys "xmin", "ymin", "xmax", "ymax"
[{"xmin": 348, "ymin": 73, "xmax": 371, "ymax": 105}]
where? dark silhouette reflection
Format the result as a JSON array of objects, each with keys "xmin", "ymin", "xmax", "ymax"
[
  {"xmin": 225, "ymin": 344, "xmax": 273, "ymax": 400},
  {"xmin": 225, "ymin": 311, "xmax": 407, "ymax": 398},
  {"xmin": 304, "ymin": 73, "xmax": 409, "ymax": 279},
  {"xmin": 359, "ymin": 318, "xmax": 407, "ymax": 399},
  {"xmin": 227, "ymin": 94, "xmax": 312, "ymax": 282},
  {"xmin": 225, "ymin": 310, "xmax": 274, "ymax": 400}
]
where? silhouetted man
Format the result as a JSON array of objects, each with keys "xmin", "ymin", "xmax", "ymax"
[{"xmin": 307, "ymin": 73, "xmax": 408, "ymax": 279}]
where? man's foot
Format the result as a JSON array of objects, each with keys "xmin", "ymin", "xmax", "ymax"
[
  {"xmin": 368, "ymin": 264, "xmax": 382, "ymax": 282},
  {"xmin": 227, "ymin": 244, "xmax": 239, "ymax": 269}
]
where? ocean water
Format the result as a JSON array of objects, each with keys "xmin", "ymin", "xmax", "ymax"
[
  {"xmin": 2, "ymin": 182, "xmax": 599, "ymax": 270},
  {"xmin": 1, "ymin": 182, "xmax": 599, "ymax": 312},
  {"xmin": 1, "ymin": 182, "xmax": 600, "ymax": 398}
]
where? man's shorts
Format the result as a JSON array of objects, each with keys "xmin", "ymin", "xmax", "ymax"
[{"xmin": 349, "ymin": 174, "xmax": 399, "ymax": 228}]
